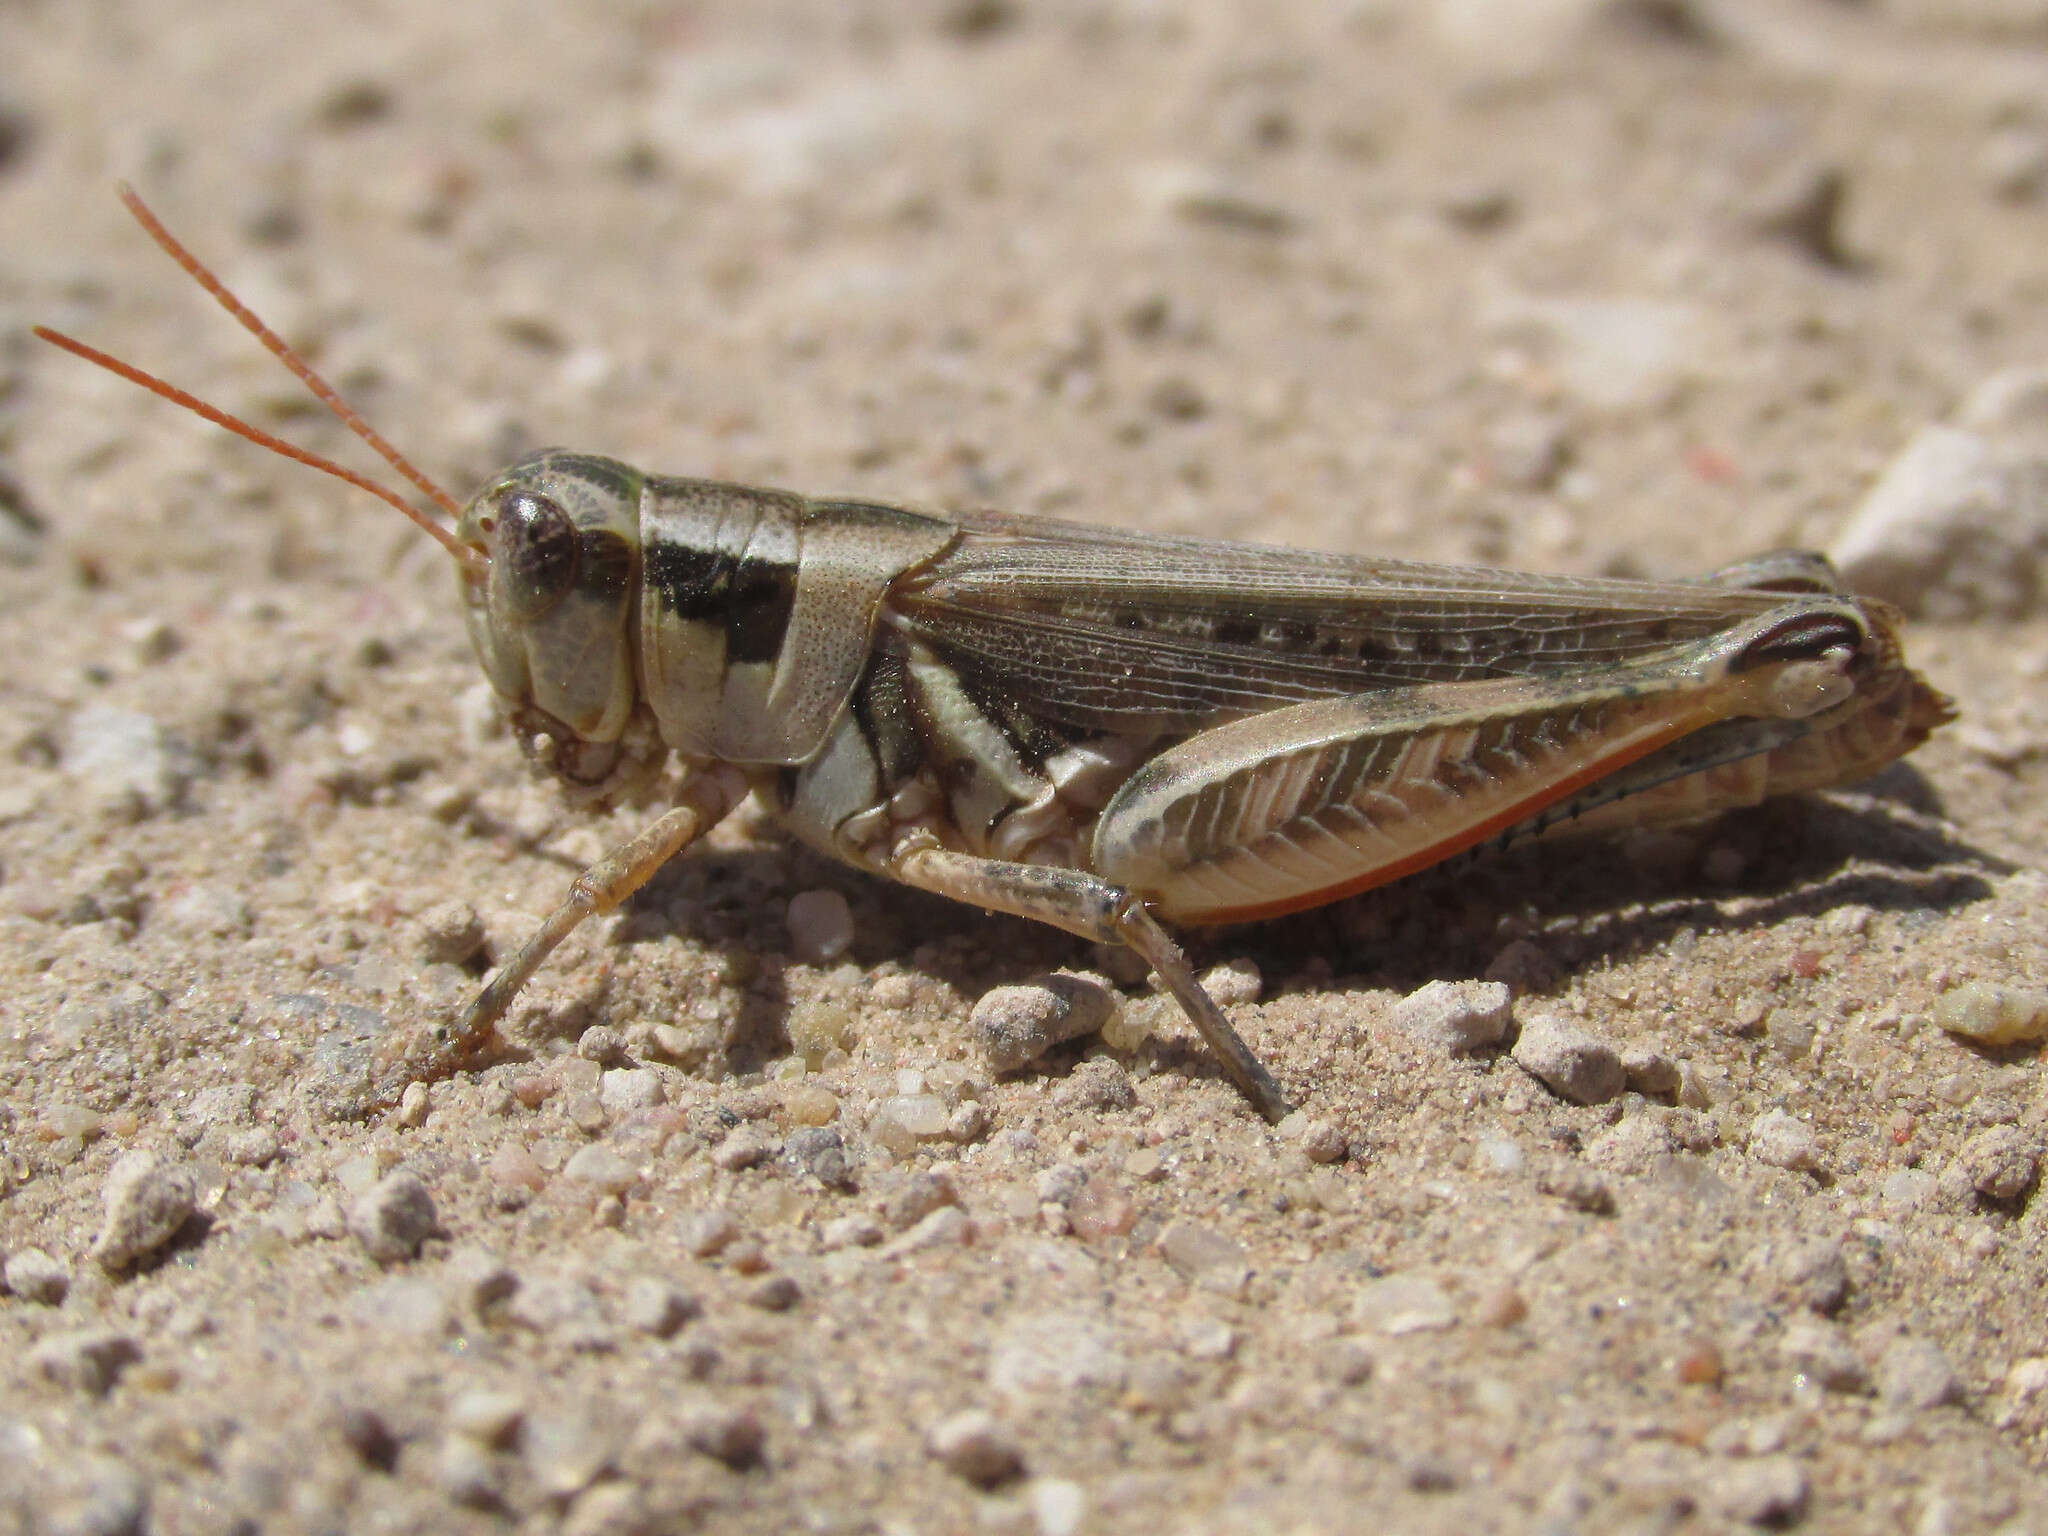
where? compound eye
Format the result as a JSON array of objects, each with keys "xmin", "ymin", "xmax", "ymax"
[{"xmin": 495, "ymin": 490, "xmax": 578, "ymax": 620}]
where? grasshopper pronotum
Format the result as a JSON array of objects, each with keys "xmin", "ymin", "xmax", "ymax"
[{"xmin": 39, "ymin": 189, "xmax": 1953, "ymax": 1124}]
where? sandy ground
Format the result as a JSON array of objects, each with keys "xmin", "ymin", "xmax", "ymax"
[{"xmin": 3, "ymin": 1, "xmax": 2048, "ymax": 1531}]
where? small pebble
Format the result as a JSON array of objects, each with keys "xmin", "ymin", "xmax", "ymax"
[
  {"xmin": 872, "ymin": 973, "xmax": 916, "ymax": 1010},
  {"xmin": 711, "ymin": 1130, "xmax": 777, "ymax": 1172},
  {"xmin": 2005, "ymin": 1356, "xmax": 2048, "ymax": 1403},
  {"xmin": 872, "ymin": 1093, "xmax": 950, "ymax": 1151},
  {"xmin": 1957, "ymin": 1125, "xmax": 2041, "ymax": 1202},
  {"xmin": 1354, "ymin": 1274, "xmax": 1456, "ymax": 1335},
  {"xmin": 1124, "ymin": 1146, "xmax": 1167, "ymax": 1182},
  {"xmin": 621, "ymin": 1276, "xmax": 701, "ymax": 1337},
  {"xmin": 1156, "ymin": 1220, "xmax": 1250, "ymax": 1298},
  {"xmin": 782, "ymin": 1083, "xmax": 841, "ymax": 1128},
  {"xmin": 1512, "ymin": 1014, "xmax": 1625, "ymax": 1104},
  {"xmin": 411, "ymin": 899, "xmax": 485, "ymax": 966},
  {"xmin": 562, "ymin": 1144, "xmax": 640, "ymax": 1196},
  {"xmin": 1983, "ymin": 123, "xmax": 2048, "ymax": 201},
  {"xmin": 348, "ymin": 1170, "xmax": 438, "ymax": 1264},
  {"xmin": 91, "ymin": 1151, "xmax": 200, "ymax": 1271},
  {"xmin": 31, "ymin": 1329, "xmax": 142, "ymax": 1397},
  {"xmin": 787, "ymin": 888, "xmax": 855, "ymax": 962},
  {"xmin": 1534, "ymin": 1161, "xmax": 1615, "ymax": 1215},
  {"xmin": 1584, "ymin": 1113, "xmax": 1678, "ymax": 1173},
  {"xmin": 887, "ymin": 1205, "xmax": 972, "ymax": 1255},
  {"xmin": 522, "ymin": 1407, "xmax": 615, "ymax": 1497},
  {"xmin": 1390, "ymin": 979, "xmax": 1513, "ymax": 1054},
  {"xmin": 450, "ymin": 1389, "xmax": 527, "ymax": 1447},
  {"xmin": 1774, "ymin": 1240, "xmax": 1849, "ymax": 1315},
  {"xmin": 1280, "ymin": 1113, "xmax": 1348, "ymax": 1165},
  {"xmin": 1484, "ymin": 938, "xmax": 1557, "ymax": 993},
  {"xmin": 392, "ymin": 1083, "xmax": 431, "ymax": 1130},
  {"xmin": 1473, "ymin": 1285, "xmax": 1528, "ymax": 1329},
  {"xmin": 1052, "ymin": 1056, "xmax": 1136, "ymax": 1112},
  {"xmin": 946, "ymin": 1101, "xmax": 991, "ymax": 1144},
  {"xmin": 884, "ymin": 1169, "xmax": 959, "ymax": 1230},
  {"xmin": 436, "ymin": 1435, "xmax": 501, "ymax": 1507},
  {"xmin": 677, "ymin": 1208, "xmax": 741, "ymax": 1258},
  {"xmin": 1934, "ymin": 982, "xmax": 2048, "ymax": 1045},
  {"xmin": 927, "ymin": 1409, "xmax": 1025, "ymax": 1488},
  {"xmin": 1031, "ymin": 1479, "xmax": 1087, "ymax": 1536},
  {"xmin": 26, "ymin": 1454, "xmax": 146, "ymax": 1536},
  {"xmin": 507, "ymin": 1275, "xmax": 608, "ymax": 1347},
  {"xmin": 1619, "ymin": 1045, "xmax": 1681, "ymax": 1098},
  {"xmin": 782, "ymin": 1125, "xmax": 856, "ymax": 1189},
  {"xmin": 971, "ymin": 973, "xmax": 1117, "ymax": 1072},
  {"xmin": 443, "ymin": 1247, "xmax": 520, "ymax": 1315},
  {"xmin": 746, "ymin": 1273, "xmax": 801, "ymax": 1311},
  {"xmin": 1747, "ymin": 1110, "xmax": 1821, "ymax": 1173},
  {"xmin": 1673, "ymin": 1337, "xmax": 1724, "ymax": 1386},
  {"xmin": 63, "ymin": 704, "xmax": 188, "ymax": 816},
  {"xmin": 1745, "ymin": 160, "xmax": 1852, "ymax": 266},
  {"xmin": 1830, "ymin": 403, "xmax": 2047, "ymax": 620},
  {"xmin": 1876, "ymin": 1336, "xmax": 1961, "ymax": 1412},
  {"xmin": 1325, "ymin": 1338, "xmax": 1376, "ymax": 1387},
  {"xmin": 1201, "ymin": 959, "xmax": 1261, "ymax": 1007},
  {"xmin": 576, "ymin": 1025, "xmax": 628, "ymax": 1066},
  {"xmin": 672, "ymin": 1395, "xmax": 765, "ymax": 1469},
  {"xmin": 5, "ymin": 1246, "xmax": 71, "ymax": 1304},
  {"xmin": 1473, "ymin": 1136, "xmax": 1525, "ymax": 1176},
  {"xmin": 600, "ymin": 1067, "xmax": 664, "ymax": 1114},
  {"xmin": 1779, "ymin": 1320, "xmax": 1870, "ymax": 1393},
  {"xmin": 1709, "ymin": 1456, "xmax": 1808, "ymax": 1526},
  {"xmin": 821, "ymin": 1213, "xmax": 885, "ymax": 1250}
]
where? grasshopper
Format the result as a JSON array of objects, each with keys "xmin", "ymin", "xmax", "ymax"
[{"xmin": 38, "ymin": 188, "xmax": 1952, "ymax": 1124}]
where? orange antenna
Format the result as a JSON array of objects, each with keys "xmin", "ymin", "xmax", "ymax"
[
  {"xmin": 34, "ymin": 323, "xmax": 484, "ymax": 576},
  {"xmin": 34, "ymin": 184, "xmax": 483, "ymax": 574},
  {"xmin": 114, "ymin": 183, "xmax": 464, "ymax": 524}
]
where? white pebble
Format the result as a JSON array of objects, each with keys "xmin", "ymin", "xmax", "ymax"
[
  {"xmin": 411, "ymin": 898, "xmax": 485, "ymax": 965},
  {"xmin": 1511, "ymin": 1014, "xmax": 1625, "ymax": 1104},
  {"xmin": 562, "ymin": 1144, "xmax": 640, "ymax": 1195},
  {"xmin": 971, "ymin": 974, "xmax": 1117, "ymax": 1072},
  {"xmin": 436, "ymin": 1434, "xmax": 501, "ymax": 1507},
  {"xmin": 676, "ymin": 1208, "xmax": 740, "ymax": 1257},
  {"xmin": 516, "ymin": 1417, "xmax": 610, "ymax": 1499},
  {"xmin": 787, "ymin": 888, "xmax": 854, "ymax": 962},
  {"xmin": 1747, "ymin": 1110, "xmax": 1822, "ymax": 1174},
  {"xmin": 1877, "ymin": 1335, "xmax": 1961, "ymax": 1412},
  {"xmin": 600, "ymin": 1067, "xmax": 665, "ymax": 1114},
  {"xmin": 348, "ymin": 1169, "xmax": 438, "ymax": 1264},
  {"xmin": 5, "ymin": 1246, "xmax": 71, "ymax": 1304},
  {"xmin": 621, "ymin": 1276, "xmax": 700, "ymax": 1337},
  {"xmin": 1832, "ymin": 369, "xmax": 2048, "ymax": 619},
  {"xmin": 670, "ymin": 1394, "xmax": 765, "ymax": 1468},
  {"xmin": 1779, "ymin": 1320, "xmax": 1869, "ymax": 1393},
  {"xmin": 63, "ymin": 704, "xmax": 188, "ymax": 816},
  {"xmin": 1391, "ymin": 979, "xmax": 1513, "ymax": 1053},
  {"xmin": 1934, "ymin": 982, "xmax": 2048, "ymax": 1045},
  {"xmin": 91, "ymin": 1151, "xmax": 199, "ymax": 1271},
  {"xmin": 1353, "ymin": 1274, "xmax": 1456, "ymax": 1335},
  {"xmin": 1709, "ymin": 1456, "xmax": 1808, "ymax": 1526},
  {"xmin": 821, "ymin": 1213, "xmax": 884, "ymax": 1250},
  {"xmin": 1156, "ymin": 1220, "xmax": 1250, "ymax": 1298}
]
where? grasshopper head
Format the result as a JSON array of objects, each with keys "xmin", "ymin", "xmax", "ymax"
[{"xmin": 457, "ymin": 450, "xmax": 660, "ymax": 791}]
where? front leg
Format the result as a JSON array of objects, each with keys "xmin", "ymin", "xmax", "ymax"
[
  {"xmin": 888, "ymin": 841, "xmax": 1294, "ymax": 1124},
  {"xmin": 368, "ymin": 764, "xmax": 749, "ymax": 1107}
]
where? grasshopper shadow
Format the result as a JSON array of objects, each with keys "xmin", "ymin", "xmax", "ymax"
[
  {"xmin": 1243, "ymin": 765, "xmax": 2002, "ymax": 997},
  {"xmin": 607, "ymin": 765, "xmax": 2000, "ymax": 1080}
]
